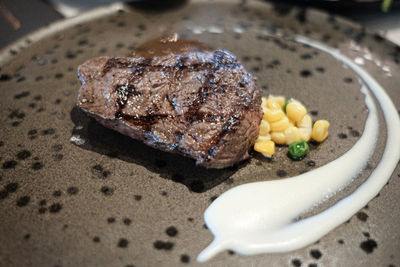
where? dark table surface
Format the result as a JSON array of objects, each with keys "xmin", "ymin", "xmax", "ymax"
[
  {"xmin": 1, "ymin": 0, "xmax": 400, "ymax": 49},
  {"xmin": 0, "ymin": 0, "xmax": 63, "ymax": 49}
]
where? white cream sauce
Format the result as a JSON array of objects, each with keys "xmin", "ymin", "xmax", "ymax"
[{"xmin": 197, "ymin": 36, "xmax": 400, "ymax": 262}]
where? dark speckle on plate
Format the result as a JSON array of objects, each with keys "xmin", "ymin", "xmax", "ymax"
[
  {"xmin": 180, "ymin": 254, "xmax": 190, "ymax": 263},
  {"xmin": 300, "ymin": 69, "xmax": 312, "ymax": 77},
  {"xmin": 107, "ymin": 217, "xmax": 116, "ymax": 223},
  {"xmin": 100, "ymin": 186, "xmax": 114, "ymax": 196},
  {"xmin": 360, "ymin": 239, "xmax": 378, "ymax": 254},
  {"xmin": 165, "ymin": 226, "xmax": 178, "ymax": 237},
  {"xmin": 2, "ymin": 160, "xmax": 17, "ymax": 169},
  {"xmin": 118, "ymin": 238, "xmax": 129, "ymax": 248},
  {"xmin": 67, "ymin": 186, "xmax": 79, "ymax": 195},
  {"xmin": 49, "ymin": 203, "xmax": 62, "ymax": 213},
  {"xmin": 16, "ymin": 196, "xmax": 30, "ymax": 207}
]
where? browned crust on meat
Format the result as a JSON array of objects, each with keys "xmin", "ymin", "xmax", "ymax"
[{"xmin": 77, "ymin": 50, "xmax": 262, "ymax": 168}]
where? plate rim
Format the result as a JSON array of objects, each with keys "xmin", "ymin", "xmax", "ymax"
[{"xmin": 0, "ymin": 0, "xmax": 397, "ymax": 66}]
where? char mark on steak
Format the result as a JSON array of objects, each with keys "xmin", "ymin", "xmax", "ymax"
[{"xmin": 77, "ymin": 49, "xmax": 262, "ymax": 168}]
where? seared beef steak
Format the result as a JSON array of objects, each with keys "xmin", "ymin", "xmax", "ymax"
[{"xmin": 77, "ymin": 50, "xmax": 262, "ymax": 168}]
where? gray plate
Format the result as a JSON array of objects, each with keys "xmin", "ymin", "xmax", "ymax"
[{"xmin": 0, "ymin": 0, "xmax": 399, "ymax": 266}]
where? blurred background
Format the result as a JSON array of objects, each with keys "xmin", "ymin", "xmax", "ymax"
[{"xmin": 1, "ymin": 0, "xmax": 400, "ymax": 49}]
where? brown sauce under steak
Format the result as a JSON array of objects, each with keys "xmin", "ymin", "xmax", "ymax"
[{"xmin": 132, "ymin": 35, "xmax": 213, "ymax": 58}]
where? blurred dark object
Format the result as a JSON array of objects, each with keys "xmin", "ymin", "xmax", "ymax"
[
  {"xmin": 0, "ymin": 0, "xmax": 62, "ymax": 50},
  {"xmin": 45, "ymin": 0, "xmax": 187, "ymax": 17},
  {"xmin": 268, "ymin": 0, "xmax": 400, "ymax": 12},
  {"xmin": 1, "ymin": 0, "xmax": 400, "ymax": 50},
  {"xmin": 268, "ymin": 0, "xmax": 400, "ymax": 44},
  {"xmin": 127, "ymin": 0, "xmax": 188, "ymax": 12}
]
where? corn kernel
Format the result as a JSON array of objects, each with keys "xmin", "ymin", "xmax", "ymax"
[
  {"xmin": 275, "ymin": 96, "xmax": 286, "ymax": 108},
  {"xmin": 270, "ymin": 116, "xmax": 290, "ymax": 132},
  {"xmin": 261, "ymin": 97, "xmax": 268, "ymax": 108},
  {"xmin": 297, "ymin": 114, "xmax": 312, "ymax": 129},
  {"xmin": 259, "ymin": 120, "xmax": 270, "ymax": 136},
  {"xmin": 268, "ymin": 95, "xmax": 285, "ymax": 108},
  {"xmin": 311, "ymin": 120, "xmax": 330, "ymax": 142},
  {"xmin": 299, "ymin": 128, "xmax": 312, "ymax": 142},
  {"xmin": 255, "ymin": 134, "xmax": 271, "ymax": 143},
  {"xmin": 284, "ymin": 126, "xmax": 302, "ymax": 145},
  {"xmin": 271, "ymin": 132, "xmax": 286, "ymax": 145},
  {"xmin": 266, "ymin": 99, "xmax": 281, "ymax": 110},
  {"xmin": 254, "ymin": 140, "xmax": 275, "ymax": 156},
  {"xmin": 286, "ymin": 101, "xmax": 307, "ymax": 123},
  {"xmin": 263, "ymin": 109, "xmax": 285, "ymax": 123}
]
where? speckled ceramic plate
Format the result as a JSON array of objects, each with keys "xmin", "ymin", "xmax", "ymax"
[{"xmin": 0, "ymin": 1, "xmax": 399, "ymax": 266}]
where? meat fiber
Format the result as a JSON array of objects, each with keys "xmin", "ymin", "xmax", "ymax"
[{"xmin": 77, "ymin": 49, "xmax": 262, "ymax": 168}]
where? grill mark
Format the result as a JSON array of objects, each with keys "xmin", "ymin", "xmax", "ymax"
[
  {"xmin": 119, "ymin": 113, "xmax": 168, "ymax": 131},
  {"xmin": 203, "ymin": 113, "xmax": 241, "ymax": 161},
  {"xmin": 102, "ymin": 52, "xmax": 240, "ymax": 77},
  {"xmin": 181, "ymin": 68, "xmax": 240, "ymax": 161},
  {"xmin": 110, "ymin": 52, "xmax": 239, "ymax": 130},
  {"xmin": 111, "ymin": 53, "xmax": 235, "ymax": 132},
  {"xmin": 184, "ymin": 72, "xmax": 217, "ymax": 123},
  {"xmin": 185, "ymin": 71, "xmax": 242, "ymax": 161},
  {"xmin": 103, "ymin": 57, "xmax": 152, "ymax": 75},
  {"xmin": 114, "ymin": 59, "xmax": 151, "ymax": 121}
]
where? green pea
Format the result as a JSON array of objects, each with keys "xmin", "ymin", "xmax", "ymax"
[
  {"xmin": 283, "ymin": 98, "xmax": 293, "ymax": 113},
  {"xmin": 288, "ymin": 140, "xmax": 309, "ymax": 160}
]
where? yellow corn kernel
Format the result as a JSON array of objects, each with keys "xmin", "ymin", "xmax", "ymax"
[
  {"xmin": 261, "ymin": 97, "xmax": 268, "ymax": 108},
  {"xmin": 297, "ymin": 114, "xmax": 312, "ymax": 129},
  {"xmin": 284, "ymin": 126, "xmax": 302, "ymax": 145},
  {"xmin": 254, "ymin": 140, "xmax": 275, "ymax": 156},
  {"xmin": 286, "ymin": 101, "xmax": 307, "ymax": 123},
  {"xmin": 271, "ymin": 132, "xmax": 286, "ymax": 145},
  {"xmin": 263, "ymin": 109, "xmax": 285, "ymax": 123},
  {"xmin": 268, "ymin": 95, "xmax": 285, "ymax": 108},
  {"xmin": 270, "ymin": 116, "xmax": 290, "ymax": 132},
  {"xmin": 297, "ymin": 114, "xmax": 312, "ymax": 142},
  {"xmin": 299, "ymin": 128, "xmax": 312, "ymax": 142},
  {"xmin": 259, "ymin": 120, "xmax": 270, "ymax": 136},
  {"xmin": 311, "ymin": 120, "xmax": 330, "ymax": 142},
  {"xmin": 275, "ymin": 96, "xmax": 286, "ymax": 108},
  {"xmin": 266, "ymin": 99, "xmax": 281, "ymax": 110},
  {"xmin": 255, "ymin": 134, "xmax": 271, "ymax": 143}
]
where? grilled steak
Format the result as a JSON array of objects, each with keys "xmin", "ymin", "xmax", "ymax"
[{"xmin": 77, "ymin": 49, "xmax": 262, "ymax": 168}]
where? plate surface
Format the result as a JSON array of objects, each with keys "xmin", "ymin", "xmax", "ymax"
[{"xmin": 0, "ymin": 0, "xmax": 399, "ymax": 266}]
